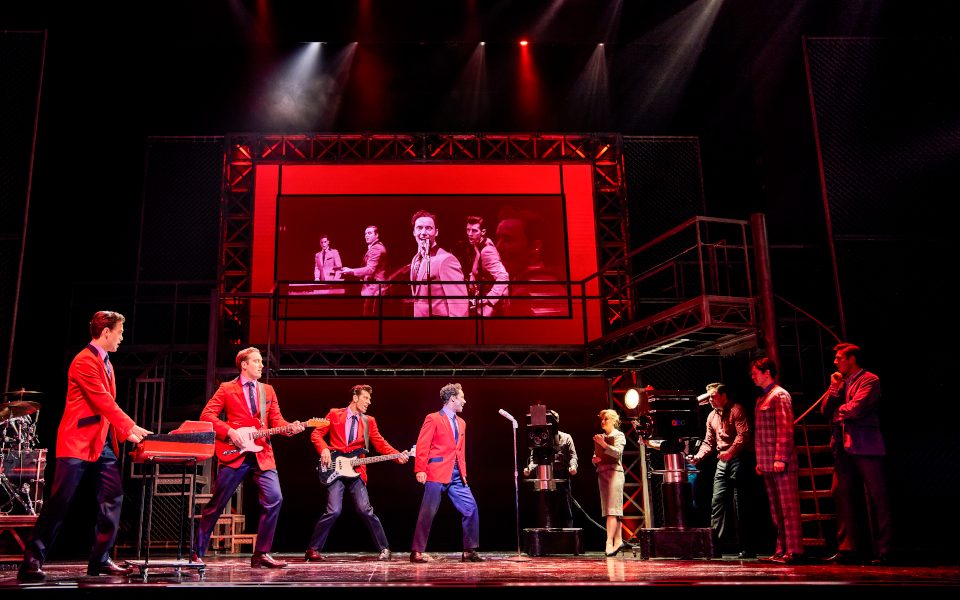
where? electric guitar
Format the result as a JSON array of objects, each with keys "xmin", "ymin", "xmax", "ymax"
[
  {"xmin": 317, "ymin": 445, "xmax": 415, "ymax": 486},
  {"xmin": 215, "ymin": 417, "xmax": 328, "ymax": 465}
]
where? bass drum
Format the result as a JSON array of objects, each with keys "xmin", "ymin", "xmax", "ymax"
[{"xmin": 0, "ymin": 448, "xmax": 46, "ymax": 514}]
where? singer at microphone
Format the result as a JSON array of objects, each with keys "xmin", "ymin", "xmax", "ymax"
[{"xmin": 410, "ymin": 210, "xmax": 470, "ymax": 318}]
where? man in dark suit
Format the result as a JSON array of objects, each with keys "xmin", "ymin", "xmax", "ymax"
[
  {"xmin": 18, "ymin": 311, "xmax": 153, "ymax": 581},
  {"xmin": 410, "ymin": 210, "xmax": 469, "ymax": 318},
  {"xmin": 821, "ymin": 343, "xmax": 893, "ymax": 565},
  {"xmin": 193, "ymin": 347, "xmax": 305, "ymax": 569},
  {"xmin": 409, "ymin": 383, "xmax": 482, "ymax": 563},
  {"xmin": 340, "ymin": 225, "xmax": 388, "ymax": 316},
  {"xmin": 305, "ymin": 384, "xmax": 409, "ymax": 561}
]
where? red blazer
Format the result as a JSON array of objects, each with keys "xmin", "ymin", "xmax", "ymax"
[
  {"xmin": 311, "ymin": 408, "xmax": 400, "ymax": 483},
  {"xmin": 200, "ymin": 378, "xmax": 291, "ymax": 471},
  {"xmin": 56, "ymin": 345, "xmax": 136, "ymax": 461},
  {"xmin": 414, "ymin": 411, "xmax": 468, "ymax": 484}
]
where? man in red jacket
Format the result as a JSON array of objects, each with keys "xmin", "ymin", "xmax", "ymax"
[
  {"xmin": 18, "ymin": 311, "xmax": 153, "ymax": 581},
  {"xmin": 305, "ymin": 384, "xmax": 409, "ymax": 561},
  {"xmin": 409, "ymin": 383, "xmax": 482, "ymax": 563},
  {"xmin": 192, "ymin": 347, "xmax": 304, "ymax": 568}
]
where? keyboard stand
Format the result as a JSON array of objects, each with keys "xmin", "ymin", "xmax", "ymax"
[{"xmin": 125, "ymin": 456, "xmax": 206, "ymax": 581}]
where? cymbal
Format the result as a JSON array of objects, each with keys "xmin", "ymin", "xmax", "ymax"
[
  {"xmin": 2, "ymin": 389, "xmax": 42, "ymax": 398},
  {"xmin": 0, "ymin": 400, "xmax": 41, "ymax": 420}
]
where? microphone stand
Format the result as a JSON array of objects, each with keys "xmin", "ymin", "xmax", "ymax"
[
  {"xmin": 424, "ymin": 241, "xmax": 432, "ymax": 316},
  {"xmin": 504, "ymin": 416, "xmax": 531, "ymax": 562}
]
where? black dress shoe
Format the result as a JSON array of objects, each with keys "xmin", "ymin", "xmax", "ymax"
[
  {"xmin": 870, "ymin": 553, "xmax": 893, "ymax": 566},
  {"xmin": 759, "ymin": 553, "xmax": 783, "ymax": 562},
  {"xmin": 251, "ymin": 552, "xmax": 288, "ymax": 569},
  {"xmin": 304, "ymin": 548, "xmax": 323, "ymax": 562},
  {"xmin": 17, "ymin": 560, "xmax": 46, "ymax": 582},
  {"xmin": 826, "ymin": 552, "xmax": 859, "ymax": 565},
  {"xmin": 462, "ymin": 549, "xmax": 485, "ymax": 562},
  {"xmin": 777, "ymin": 553, "xmax": 804, "ymax": 565},
  {"xmin": 410, "ymin": 551, "xmax": 433, "ymax": 563},
  {"xmin": 87, "ymin": 558, "xmax": 135, "ymax": 576},
  {"xmin": 377, "ymin": 548, "xmax": 392, "ymax": 561},
  {"xmin": 738, "ymin": 551, "xmax": 756, "ymax": 559}
]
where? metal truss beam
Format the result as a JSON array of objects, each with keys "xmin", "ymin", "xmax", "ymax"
[
  {"xmin": 113, "ymin": 345, "xmax": 209, "ymax": 378},
  {"xmin": 271, "ymin": 346, "xmax": 599, "ymax": 378},
  {"xmin": 588, "ymin": 296, "xmax": 756, "ymax": 369}
]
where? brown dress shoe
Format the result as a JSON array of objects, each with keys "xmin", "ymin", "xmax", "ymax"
[
  {"xmin": 304, "ymin": 548, "xmax": 323, "ymax": 562},
  {"xmin": 87, "ymin": 558, "xmax": 135, "ymax": 576},
  {"xmin": 251, "ymin": 552, "xmax": 288, "ymax": 569},
  {"xmin": 409, "ymin": 551, "xmax": 433, "ymax": 563},
  {"xmin": 462, "ymin": 549, "xmax": 485, "ymax": 562}
]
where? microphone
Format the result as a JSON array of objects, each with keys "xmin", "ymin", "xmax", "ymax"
[
  {"xmin": 697, "ymin": 391, "xmax": 712, "ymax": 404},
  {"xmin": 498, "ymin": 409, "xmax": 518, "ymax": 426}
]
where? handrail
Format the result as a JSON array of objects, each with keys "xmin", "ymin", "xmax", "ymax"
[{"xmin": 775, "ymin": 294, "xmax": 842, "ymax": 344}]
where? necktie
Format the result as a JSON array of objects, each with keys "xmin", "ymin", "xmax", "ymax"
[
  {"xmin": 104, "ymin": 354, "xmax": 113, "ymax": 381},
  {"xmin": 413, "ymin": 254, "xmax": 424, "ymax": 281},
  {"xmin": 246, "ymin": 382, "xmax": 258, "ymax": 417},
  {"xmin": 320, "ymin": 251, "xmax": 326, "ymax": 279},
  {"xmin": 451, "ymin": 416, "xmax": 459, "ymax": 443},
  {"xmin": 347, "ymin": 415, "xmax": 358, "ymax": 444}
]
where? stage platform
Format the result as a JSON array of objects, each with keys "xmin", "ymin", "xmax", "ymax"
[{"xmin": 2, "ymin": 552, "xmax": 958, "ymax": 596}]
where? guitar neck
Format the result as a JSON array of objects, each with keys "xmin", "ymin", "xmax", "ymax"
[
  {"xmin": 252, "ymin": 425, "xmax": 291, "ymax": 440},
  {"xmin": 353, "ymin": 452, "xmax": 404, "ymax": 466}
]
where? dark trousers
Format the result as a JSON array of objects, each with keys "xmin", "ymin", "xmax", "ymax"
[
  {"xmin": 308, "ymin": 477, "xmax": 389, "ymax": 551},
  {"xmin": 711, "ymin": 455, "xmax": 752, "ymax": 552},
  {"xmin": 194, "ymin": 453, "xmax": 281, "ymax": 556},
  {"xmin": 24, "ymin": 444, "xmax": 123, "ymax": 566},
  {"xmin": 412, "ymin": 469, "xmax": 479, "ymax": 551},
  {"xmin": 832, "ymin": 449, "xmax": 893, "ymax": 556}
]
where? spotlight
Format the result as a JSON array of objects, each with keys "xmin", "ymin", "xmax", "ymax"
[
  {"xmin": 519, "ymin": 40, "xmax": 528, "ymax": 46},
  {"xmin": 624, "ymin": 388, "xmax": 641, "ymax": 410}
]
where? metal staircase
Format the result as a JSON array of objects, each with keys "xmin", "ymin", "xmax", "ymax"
[{"xmin": 777, "ymin": 296, "xmax": 844, "ymax": 553}]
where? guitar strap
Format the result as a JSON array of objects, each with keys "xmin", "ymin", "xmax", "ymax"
[
  {"xmin": 258, "ymin": 382, "xmax": 268, "ymax": 442},
  {"xmin": 361, "ymin": 413, "xmax": 370, "ymax": 451}
]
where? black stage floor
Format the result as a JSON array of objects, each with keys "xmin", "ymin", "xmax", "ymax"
[{"xmin": 2, "ymin": 552, "xmax": 959, "ymax": 596}]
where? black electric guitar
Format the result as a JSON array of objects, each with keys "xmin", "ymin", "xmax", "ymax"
[
  {"xmin": 317, "ymin": 445, "xmax": 415, "ymax": 486},
  {"xmin": 215, "ymin": 417, "xmax": 328, "ymax": 465}
]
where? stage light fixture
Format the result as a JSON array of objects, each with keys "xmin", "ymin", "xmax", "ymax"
[
  {"xmin": 520, "ymin": 40, "xmax": 528, "ymax": 46},
  {"xmin": 624, "ymin": 388, "xmax": 640, "ymax": 410}
]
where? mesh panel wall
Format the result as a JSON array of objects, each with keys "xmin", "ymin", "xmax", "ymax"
[
  {"xmin": 0, "ymin": 32, "xmax": 44, "ymax": 384},
  {"xmin": 138, "ymin": 138, "xmax": 223, "ymax": 282},
  {"xmin": 622, "ymin": 137, "xmax": 705, "ymax": 248},
  {"xmin": 806, "ymin": 38, "xmax": 960, "ymax": 239}
]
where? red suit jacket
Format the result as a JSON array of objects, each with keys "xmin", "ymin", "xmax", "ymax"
[
  {"xmin": 56, "ymin": 345, "xmax": 136, "ymax": 461},
  {"xmin": 201, "ymin": 378, "xmax": 291, "ymax": 471},
  {"xmin": 414, "ymin": 411, "xmax": 468, "ymax": 484},
  {"xmin": 311, "ymin": 408, "xmax": 400, "ymax": 484}
]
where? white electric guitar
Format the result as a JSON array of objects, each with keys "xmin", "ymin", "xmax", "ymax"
[{"xmin": 318, "ymin": 445, "xmax": 415, "ymax": 486}]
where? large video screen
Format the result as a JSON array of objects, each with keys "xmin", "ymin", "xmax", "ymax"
[
  {"xmin": 276, "ymin": 194, "xmax": 569, "ymax": 317},
  {"xmin": 249, "ymin": 163, "xmax": 601, "ymax": 344}
]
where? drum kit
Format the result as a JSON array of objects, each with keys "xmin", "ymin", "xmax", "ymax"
[{"xmin": 0, "ymin": 389, "xmax": 45, "ymax": 515}]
